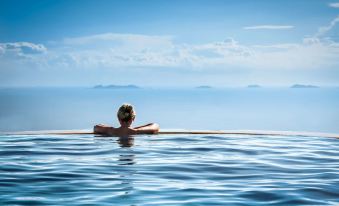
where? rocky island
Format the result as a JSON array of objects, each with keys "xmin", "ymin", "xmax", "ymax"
[
  {"xmin": 196, "ymin": 85, "xmax": 212, "ymax": 89},
  {"xmin": 247, "ymin": 84, "xmax": 261, "ymax": 88},
  {"xmin": 93, "ymin": 84, "xmax": 140, "ymax": 89},
  {"xmin": 290, "ymin": 84, "xmax": 319, "ymax": 88}
]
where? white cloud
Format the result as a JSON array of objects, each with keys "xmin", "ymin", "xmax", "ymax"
[
  {"xmin": 329, "ymin": 2, "xmax": 339, "ymax": 8},
  {"xmin": 63, "ymin": 33, "xmax": 174, "ymax": 52},
  {"xmin": 252, "ymin": 43, "xmax": 299, "ymax": 50},
  {"xmin": 250, "ymin": 39, "xmax": 339, "ymax": 70},
  {"xmin": 46, "ymin": 33, "xmax": 177, "ymax": 68},
  {"xmin": 302, "ymin": 37, "xmax": 321, "ymax": 44},
  {"xmin": 1, "ymin": 25, "xmax": 339, "ymax": 74},
  {"xmin": 0, "ymin": 42, "xmax": 46, "ymax": 54},
  {"xmin": 0, "ymin": 43, "xmax": 48, "ymax": 74},
  {"xmin": 243, "ymin": 25, "xmax": 294, "ymax": 30},
  {"xmin": 315, "ymin": 15, "xmax": 339, "ymax": 37},
  {"xmin": 0, "ymin": 46, "xmax": 4, "ymax": 55}
]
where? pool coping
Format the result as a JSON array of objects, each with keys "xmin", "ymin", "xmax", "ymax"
[{"xmin": 2, "ymin": 129, "xmax": 339, "ymax": 139}]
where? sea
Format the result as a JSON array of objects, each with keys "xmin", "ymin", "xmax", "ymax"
[
  {"xmin": 0, "ymin": 87, "xmax": 338, "ymax": 133},
  {"xmin": 0, "ymin": 87, "xmax": 339, "ymax": 205}
]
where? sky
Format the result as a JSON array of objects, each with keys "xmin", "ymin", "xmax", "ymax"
[{"xmin": 0, "ymin": 0, "xmax": 339, "ymax": 87}]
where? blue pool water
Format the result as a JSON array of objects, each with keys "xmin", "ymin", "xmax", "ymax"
[{"xmin": 0, "ymin": 134, "xmax": 338, "ymax": 205}]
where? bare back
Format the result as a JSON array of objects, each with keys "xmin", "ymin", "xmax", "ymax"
[{"xmin": 93, "ymin": 123, "xmax": 159, "ymax": 137}]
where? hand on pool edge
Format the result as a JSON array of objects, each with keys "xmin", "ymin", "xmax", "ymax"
[{"xmin": 133, "ymin": 123, "xmax": 160, "ymax": 135}]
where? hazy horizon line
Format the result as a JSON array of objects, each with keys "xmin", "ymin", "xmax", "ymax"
[{"xmin": 0, "ymin": 84, "xmax": 338, "ymax": 89}]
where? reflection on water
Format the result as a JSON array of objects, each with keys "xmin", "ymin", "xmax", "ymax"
[
  {"xmin": 117, "ymin": 137, "xmax": 135, "ymax": 166},
  {"xmin": 117, "ymin": 137, "xmax": 135, "ymax": 148},
  {"xmin": 118, "ymin": 154, "xmax": 135, "ymax": 166},
  {"xmin": 116, "ymin": 137, "xmax": 135, "ymax": 203}
]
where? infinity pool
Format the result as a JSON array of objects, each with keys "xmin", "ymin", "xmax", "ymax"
[{"xmin": 0, "ymin": 134, "xmax": 338, "ymax": 205}]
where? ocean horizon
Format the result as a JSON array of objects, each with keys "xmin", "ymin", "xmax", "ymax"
[{"xmin": 1, "ymin": 87, "xmax": 338, "ymax": 133}]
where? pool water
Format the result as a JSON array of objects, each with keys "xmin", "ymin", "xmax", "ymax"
[{"xmin": 0, "ymin": 134, "xmax": 338, "ymax": 205}]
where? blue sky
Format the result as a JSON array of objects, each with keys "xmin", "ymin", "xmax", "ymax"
[{"xmin": 1, "ymin": 0, "xmax": 339, "ymax": 87}]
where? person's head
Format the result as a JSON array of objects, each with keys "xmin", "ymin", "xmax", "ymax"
[{"xmin": 117, "ymin": 103, "xmax": 136, "ymax": 127}]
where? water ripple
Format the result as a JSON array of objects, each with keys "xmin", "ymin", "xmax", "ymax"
[{"xmin": 0, "ymin": 134, "xmax": 338, "ymax": 205}]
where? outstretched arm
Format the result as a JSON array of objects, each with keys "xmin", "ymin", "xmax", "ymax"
[{"xmin": 134, "ymin": 123, "xmax": 159, "ymax": 134}]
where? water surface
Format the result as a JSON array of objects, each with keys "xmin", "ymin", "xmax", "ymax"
[
  {"xmin": 0, "ymin": 87, "xmax": 338, "ymax": 133},
  {"xmin": 0, "ymin": 134, "xmax": 338, "ymax": 205}
]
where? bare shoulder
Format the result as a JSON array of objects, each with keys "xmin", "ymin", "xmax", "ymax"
[{"xmin": 93, "ymin": 124, "xmax": 117, "ymax": 135}]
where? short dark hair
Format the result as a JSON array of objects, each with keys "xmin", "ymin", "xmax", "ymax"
[{"xmin": 117, "ymin": 103, "xmax": 136, "ymax": 122}]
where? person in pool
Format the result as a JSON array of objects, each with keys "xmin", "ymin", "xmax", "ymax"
[{"xmin": 93, "ymin": 103, "xmax": 159, "ymax": 137}]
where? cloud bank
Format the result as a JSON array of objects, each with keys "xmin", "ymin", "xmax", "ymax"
[
  {"xmin": 1, "ymin": 16, "xmax": 339, "ymax": 86},
  {"xmin": 329, "ymin": 2, "xmax": 339, "ymax": 8},
  {"xmin": 0, "ymin": 42, "xmax": 46, "ymax": 57},
  {"xmin": 1, "ymin": 33, "xmax": 338, "ymax": 72},
  {"xmin": 243, "ymin": 25, "xmax": 294, "ymax": 30}
]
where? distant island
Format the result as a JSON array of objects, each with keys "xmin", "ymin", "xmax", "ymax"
[
  {"xmin": 93, "ymin": 84, "xmax": 140, "ymax": 89},
  {"xmin": 247, "ymin": 84, "xmax": 261, "ymax": 88},
  {"xmin": 290, "ymin": 84, "xmax": 319, "ymax": 88},
  {"xmin": 196, "ymin": 85, "xmax": 212, "ymax": 89}
]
